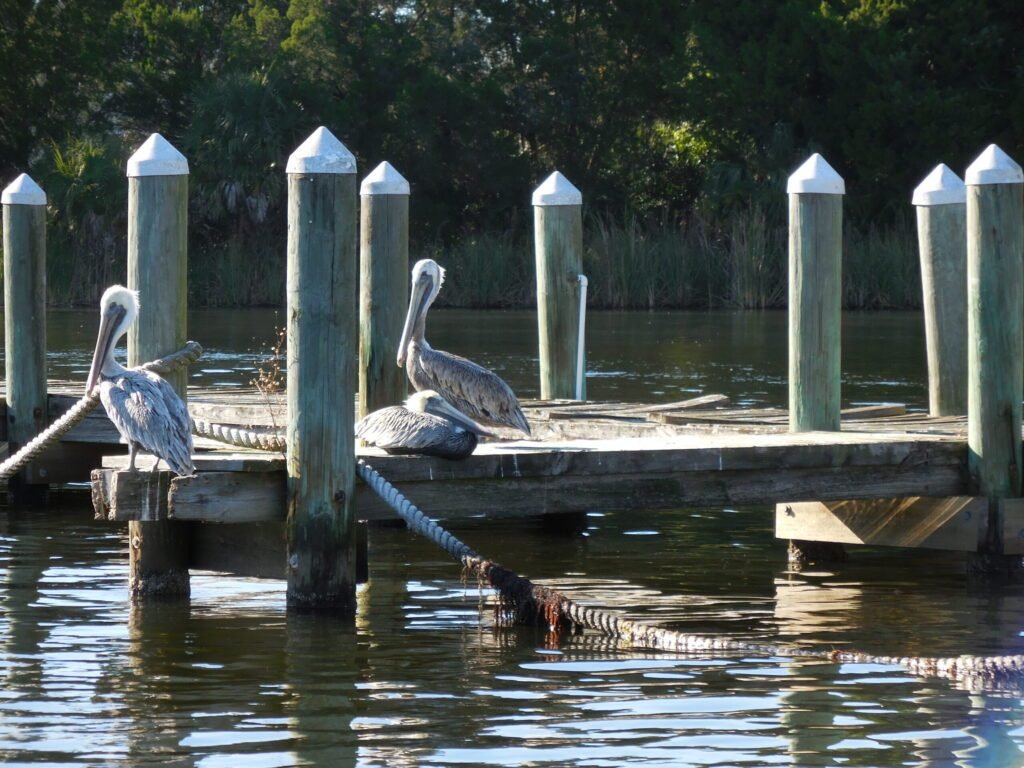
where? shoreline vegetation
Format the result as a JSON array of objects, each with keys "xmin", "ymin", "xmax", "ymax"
[
  {"xmin": 2, "ymin": 3, "xmax": 1003, "ymax": 315},
  {"xmin": 41, "ymin": 205, "xmax": 921, "ymax": 312}
]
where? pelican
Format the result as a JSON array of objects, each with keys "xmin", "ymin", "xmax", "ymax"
[
  {"xmin": 356, "ymin": 390, "xmax": 492, "ymax": 460},
  {"xmin": 397, "ymin": 259, "xmax": 531, "ymax": 434},
  {"xmin": 85, "ymin": 285, "xmax": 194, "ymax": 476}
]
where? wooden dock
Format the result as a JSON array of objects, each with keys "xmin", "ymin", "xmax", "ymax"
[
  {"xmin": 8, "ymin": 380, "xmax": 1022, "ymax": 573},
  {"xmin": 6, "ymin": 139, "xmax": 1024, "ymax": 603}
]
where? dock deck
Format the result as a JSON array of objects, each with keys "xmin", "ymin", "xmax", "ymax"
[{"xmin": 10, "ymin": 380, "xmax": 1010, "ymax": 566}]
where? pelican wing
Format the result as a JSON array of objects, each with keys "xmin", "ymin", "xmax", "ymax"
[
  {"xmin": 411, "ymin": 346, "xmax": 530, "ymax": 434},
  {"xmin": 100, "ymin": 369, "xmax": 194, "ymax": 476},
  {"xmin": 356, "ymin": 406, "xmax": 454, "ymax": 451}
]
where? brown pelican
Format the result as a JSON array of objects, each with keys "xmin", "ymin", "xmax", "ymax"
[
  {"xmin": 397, "ymin": 259, "xmax": 531, "ymax": 434},
  {"xmin": 86, "ymin": 285, "xmax": 194, "ymax": 476},
  {"xmin": 356, "ymin": 390, "xmax": 492, "ymax": 460}
]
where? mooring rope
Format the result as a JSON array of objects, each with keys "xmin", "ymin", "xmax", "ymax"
[
  {"xmin": 191, "ymin": 417, "xmax": 286, "ymax": 452},
  {"xmin": 0, "ymin": 342, "xmax": 203, "ymax": 482},
  {"xmin": 132, "ymin": 412, "xmax": 1024, "ymax": 690},
  {"xmin": 353, "ymin": 456, "xmax": 1024, "ymax": 690}
]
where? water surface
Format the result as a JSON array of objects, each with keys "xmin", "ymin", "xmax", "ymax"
[{"xmin": 3, "ymin": 309, "xmax": 1023, "ymax": 767}]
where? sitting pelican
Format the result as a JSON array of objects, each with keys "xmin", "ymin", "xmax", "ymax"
[
  {"xmin": 86, "ymin": 285, "xmax": 194, "ymax": 476},
  {"xmin": 397, "ymin": 259, "xmax": 531, "ymax": 434},
  {"xmin": 356, "ymin": 390, "xmax": 492, "ymax": 460}
]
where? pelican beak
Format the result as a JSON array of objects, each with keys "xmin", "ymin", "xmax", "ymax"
[
  {"xmin": 86, "ymin": 303, "xmax": 126, "ymax": 395},
  {"xmin": 397, "ymin": 271, "xmax": 434, "ymax": 367},
  {"xmin": 427, "ymin": 396, "xmax": 493, "ymax": 437}
]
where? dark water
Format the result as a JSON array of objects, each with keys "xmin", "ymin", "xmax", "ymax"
[{"xmin": 4, "ymin": 309, "xmax": 1024, "ymax": 767}]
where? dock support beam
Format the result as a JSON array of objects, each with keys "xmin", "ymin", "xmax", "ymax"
[
  {"xmin": 2, "ymin": 174, "xmax": 48, "ymax": 502},
  {"xmin": 126, "ymin": 134, "xmax": 191, "ymax": 597},
  {"xmin": 285, "ymin": 127, "xmax": 358, "ymax": 612},
  {"xmin": 534, "ymin": 171, "xmax": 585, "ymax": 400},
  {"xmin": 965, "ymin": 144, "xmax": 1024, "ymax": 574},
  {"xmin": 359, "ymin": 161, "xmax": 410, "ymax": 418},
  {"xmin": 784, "ymin": 154, "xmax": 846, "ymax": 563},
  {"xmin": 787, "ymin": 154, "xmax": 844, "ymax": 433},
  {"xmin": 913, "ymin": 165, "xmax": 967, "ymax": 417}
]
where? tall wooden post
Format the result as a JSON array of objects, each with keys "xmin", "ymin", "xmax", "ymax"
[
  {"xmin": 787, "ymin": 153, "xmax": 844, "ymax": 432},
  {"xmin": 533, "ymin": 171, "xmax": 585, "ymax": 400},
  {"xmin": 285, "ymin": 126, "xmax": 358, "ymax": 612},
  {"xmin": 2, "ymin": 174, "xmax": 48, "ymax": 500},
  {"xmin": 913, "ymin": 164, "xmax": 967, "ymax": 417},
  {"xmin": 965, "ymin": 144, "xmax": 1024, "ymax": 564},
  {"xmin": 359, "ymin": 161, "xmax": 409, "ymax": 418},
  {"xmin": 126, "ymin": 133, "xmax": 191, "ymax": 597}
]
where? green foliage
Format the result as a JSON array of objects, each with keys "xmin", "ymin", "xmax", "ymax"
[
  {"xmin": 31, "ymin": 136, "xmax": 129, "ymax": 304},
  {"xmin": 0, "ymin": 0, "xmax": 1016, "ymax": 309}
]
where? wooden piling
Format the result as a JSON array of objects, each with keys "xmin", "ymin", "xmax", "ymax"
[
  {"xmin": 2, "ymin": 174, "xmax": 48, "ymax": 499},
  {"xmin": 965, "ymin": 145, "xmax": 1024, "ymax": 561},
  {"xmin": 125, "ymin": 134, "xmax": 191, "ymax": 597},
  {"xmin": 285, "ymin": 127, "xmax": 358, "ymax": 612},
  {"xmin": 913, "ymin": 164, "xmax": 967, "ymax": 417},
  {"xmin": 359, "ymin": 161, "xmax": 409, "ymax": 418},
  {"xmin": 787, "ymin": 154, "xmax": 844, "ymax": 432},
  {"xmin": 533, "ymin": 171, "xmax": 585, "ymax": 400}
]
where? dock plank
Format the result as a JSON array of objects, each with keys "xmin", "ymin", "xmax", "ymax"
[{"xmin": 94, "ymin": 430, "xmax": 967, "ymax": 522}]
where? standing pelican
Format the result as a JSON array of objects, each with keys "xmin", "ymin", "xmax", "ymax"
[
  {"xmin": 397, "ymin": 259, "xmax": 531, "ymax": 434},
  {"xmin": 86, "ymin": 285, "xmax": 194, "ymax": 476},
  {"xmin": 356, "ymin": 390, "xmax": 492, "ymax": 460}
]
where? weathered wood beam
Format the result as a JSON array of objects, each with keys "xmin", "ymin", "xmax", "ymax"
[
  {"xmin": 125, "ymin": 133, "xmax": 191, "ymax": 599},
  {"xmin": 3, "ymin": 174, "xmax": 48, "ymax": 495},
  {"xmin": 359, "ymin": 161, "xmax": 410, "ymax": 418},
  {"xmin": 534, "ymin": 171, "xmax": 585, "ymax": 400},
  {"xmin": 92, "ymin": 433, "xmax": 968, "ymax": 523},
  {"xmin": 776, "ymin": 497, "xmax": 1024, "ymax": 554}
]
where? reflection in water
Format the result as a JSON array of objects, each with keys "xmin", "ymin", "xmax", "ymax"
[
  {"xmin": 9, "ymin": 307, "xmax": 929, "ymax": 409},
  {"xmin": 2, "ymin": 506, "xmax": 1022, "ymax": 766},
  {"xmin": 1, "ymin": 309, "xmax": 1023, "ymax": 765}
]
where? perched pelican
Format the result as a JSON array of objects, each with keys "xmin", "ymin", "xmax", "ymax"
[
  {"xmin": 356, "ymin": 390, "xmax": 492, "ymax": 460},
  {"xmin": 85, "ymin": 285, "xmax": 194, "ymax": 476},
  {"xmin": 397, "ymin": 259, "xmax": 531, "ymax": 434}
]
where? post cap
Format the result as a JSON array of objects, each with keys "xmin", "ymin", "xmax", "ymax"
[
  {"xmin": 912, "ymin": 164, "xmax": 966, "ymax": 206},
  {"xmin": 2, "ymin": 173, "xmax": 46, "ymax": 205},
  {"xmin": 127, "ymin": 133, "xmax": 189, "ymax": 177},
  {"xmin": 360, "ymin": 161, "xmax": 410, "ymax": 195},
  {"xmin": 532, "ymin": 171, "xmax": 582, "ymax": 206},
  {"xmin": 287, "ymin": 126, "xmax": 356, "ymax": 174},
  {"xmin": 965, "ymin": 144, "xmax": 1024, "ymax": 185},
  {"xmin": 786, "ymin": 153, "xmax": 845, "ymax": 195}
]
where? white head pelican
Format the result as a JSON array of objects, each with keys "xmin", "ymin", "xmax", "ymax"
[
  {"xmin": 356, "ymin": 390, "xmax": 492, "ymax": 460},
  {"xmin": 397, "ymin": 259, "xmax": 531, "ymax": 434},
  {"xmin": 86, "ymin": 285, "xmax": 194, "ymax": 476}
]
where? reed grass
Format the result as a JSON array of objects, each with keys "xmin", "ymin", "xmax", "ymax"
[{"xmin": 20, "ymin": 197, "xmax": 921, "ymax": 311}]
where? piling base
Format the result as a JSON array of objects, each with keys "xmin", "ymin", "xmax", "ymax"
[
  {"xmin": 129, "ymin": 520, "xmax": 191, "ymax": 599},
  {"xmin": 967, "ymin": 553, "xmax": 1024, "ymax": 581}
]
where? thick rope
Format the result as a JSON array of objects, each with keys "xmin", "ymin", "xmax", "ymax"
[
  {"xmin": 191, "ymin": 417, "xmax": 286, "ymax": 452},
  {"xmin": 167, "ymin": 417, "xmax": 1024, "ymax": 690},
  {"xmin": 0, "ymin": 342, "xmax": 203, "ymax": 481},
  {"xmin": 354, "ymin": 457, "xmax": 1024, "ymax": 690}
]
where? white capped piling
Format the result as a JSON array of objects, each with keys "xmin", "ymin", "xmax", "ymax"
[
  {"xmin": 965, "ymin": 145, "xmax": 1024, "ymax": 511},
  {"xmin": 126, "ymin": 133, "xmax": 191, "ymax": 597},
  {"xmin": 913, "ymin": 164, "xmax": 967, "ymax": 417},
  {"xmin": 533, "ymin": 171, "xmax": 585, "ymax": 400},
  {"xmin": 286, "ymin": 126, "xmax": 358, "ymax": 612},
  {"xmin": 787, "ymin": 154, "xmax": 844, "ymax": 432},
  {"xmin": 359, "ymin": 161, "xmax": 409, "ymax": 418},
  {"xmin": 3, "ymin": 174, "xmax": 48, "ymax": 496}
]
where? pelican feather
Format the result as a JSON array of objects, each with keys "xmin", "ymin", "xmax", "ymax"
[
  {"xmin": 397, "ymin": 259, "xmax": 531, "ymax": 434},
  {"xmin": 356, "ymin": 390, "xmax": 490, "ymax": 460},
  {"xmin": 87, "ymin": 285, "xmax": 194, "ymax": 476}
]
